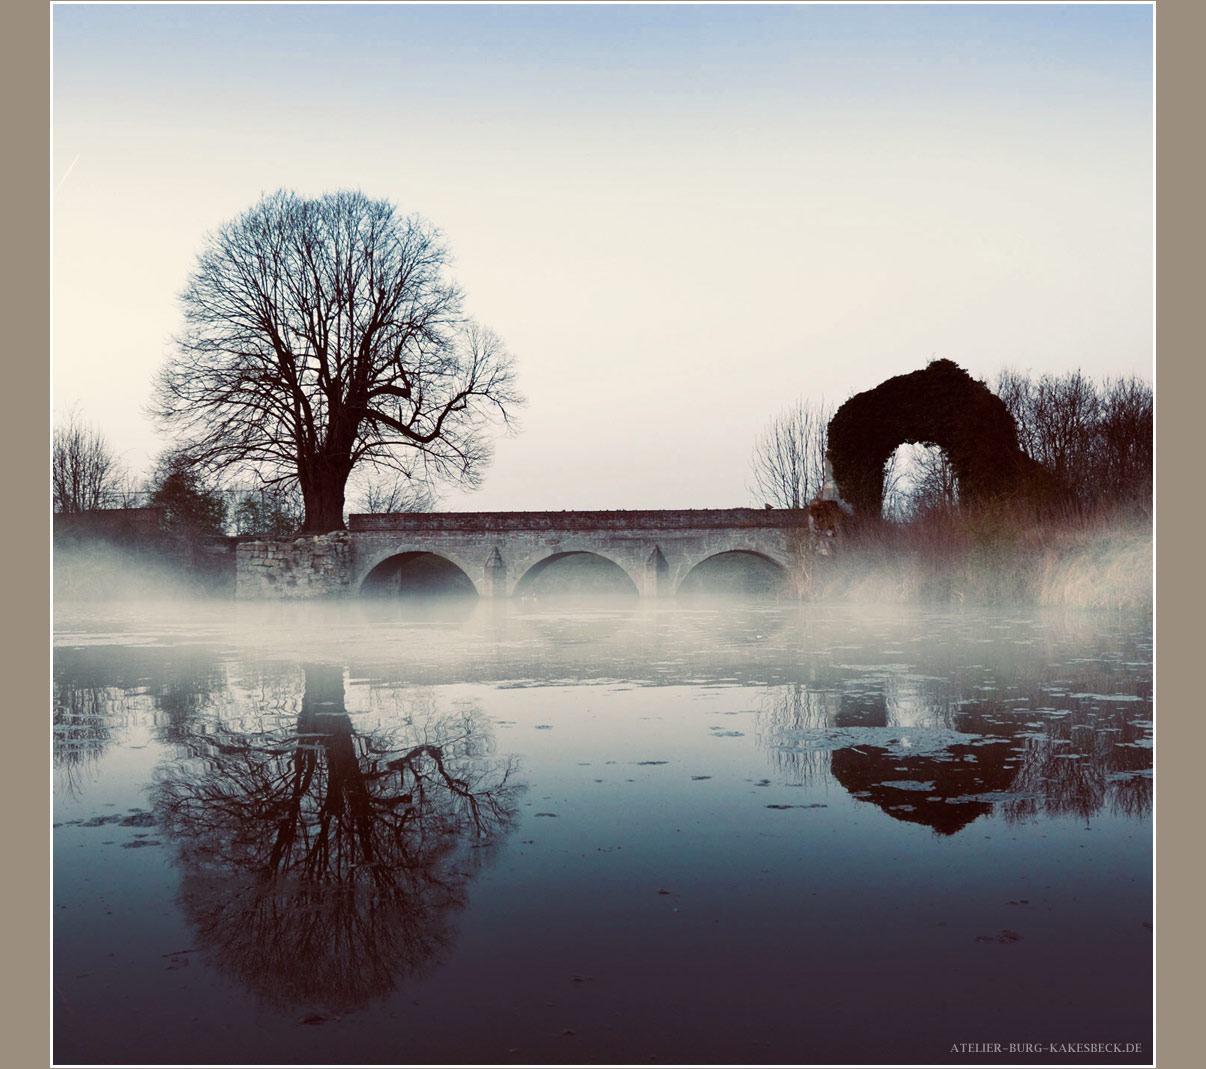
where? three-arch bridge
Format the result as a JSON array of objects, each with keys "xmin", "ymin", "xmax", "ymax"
[{"xmin": 237, "ymin": 509, "xmax": 812, "ymax": 599}]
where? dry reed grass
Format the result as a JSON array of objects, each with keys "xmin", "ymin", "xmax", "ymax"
[{"xmin": 801, "ymin": 501, "xmax": 1152, "ymax": 611}]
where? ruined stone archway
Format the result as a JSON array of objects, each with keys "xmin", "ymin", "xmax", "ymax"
[{"xmin": 826, "ymin": 359, "xmax": 1041, "ymax": 520}]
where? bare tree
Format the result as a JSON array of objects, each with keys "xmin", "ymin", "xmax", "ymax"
[
  {"xmin": 1094, "ymin": 375, "xmax": 1153, "ymax": 511},
  {"xmin": 992, "ymin": 367, "xmax": 1036, "ymax": 457},
  {"xmin": 151, "ymin": 190, "xmax": 523, "ymax": 534},
  {"xmin": 995, "ymin": 368, "xmax": 1099, "ymax": 486},
  {"xmin": 52, "ymin": 408, "xmax": 124, "ymax": 512},
  {"xmin": 1031, "ymin": 371, "xmax": 1100, "ymax": 487},
  {"xmin": 750, "ymin": 399, "xmax": 831, "ymax": 509},
  {"xmin": 880, "ymin": 448, "xmax": 908, "ymax": 521},
  {"xmin": 883, "ymin": 443, "xmax": 959, "ymax": 521},
  {"xmin": 995, "ymin": 367, "xmax": 1151, "ymax": 511},
  {"xmin": 911, "ymin": 446, "xmax": 959, "ymax": 515}
]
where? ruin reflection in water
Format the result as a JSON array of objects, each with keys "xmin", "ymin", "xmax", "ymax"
[{"xmin": 756, "ymin": 675, "xmax": 1151, "ymax": 836}]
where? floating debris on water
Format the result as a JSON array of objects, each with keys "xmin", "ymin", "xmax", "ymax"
[
  {"xmin": 766, "ymin": 803, "xmax": 828, "ymax": 810},
  {"xmin": 975, "ymin": 930, "xmax": 1024, "ymax": 944}
]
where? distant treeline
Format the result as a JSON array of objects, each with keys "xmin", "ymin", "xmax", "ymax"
[
  {"xmin": 53, "ymin": 405, "xmax": 435, "ymax": 541},
  {"xmin": 994, "ymin": 368, "xmax": 1151, "ymax": 515}
]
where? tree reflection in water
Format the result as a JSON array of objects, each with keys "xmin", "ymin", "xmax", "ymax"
[
  {"xmin": 53, "ymin": 682, "xmax": 132, "ymax": 797},
  {"xmin": 150, "ymin": 665, "xmax": 523, "ymax": 1012},
  {"xmin": 53, "ymin": 644, "xmax": 224, "ymax": 797},
  {"xmin": 1003, "ymin": 701, "xmax": 1152, "ymax": 822}
]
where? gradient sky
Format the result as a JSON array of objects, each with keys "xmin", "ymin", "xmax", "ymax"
[{"xmin": 52, "ymin": 2, "xmax": 1154, "ymax": 511}]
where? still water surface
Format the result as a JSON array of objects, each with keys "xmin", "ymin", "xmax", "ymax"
[{"xmin": 53, "ymin": 599, "xmax": 1153, "ymax": 1065}]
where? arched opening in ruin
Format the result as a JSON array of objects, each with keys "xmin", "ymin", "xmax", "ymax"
[
  {"xmin": 359, "ymin": 552, "xmax": 478, "ymax": 598},
  {"xmin": 882, "ymin": 442, "xmax": 960, "ymax": 522},
  {"xmin": 676, "ymin": 551, "xmax": 789, "ymax": 599},
  {"xmin": 513, "ymin": 552, "xmax": 640, "ymax": 599}
]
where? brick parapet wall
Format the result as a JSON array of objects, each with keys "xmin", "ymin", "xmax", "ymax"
[
  {"xmin": 348, "ymin": 508, "xmax": 810, "ymax": 534},
  {"xmin": 54, "ymin": 507, "xmax": 168, "ymax": 539}
]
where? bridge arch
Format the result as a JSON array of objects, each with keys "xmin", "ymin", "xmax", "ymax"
[
  {"xmin": 358, "ymin": 548, "xmax": 481, "ymax": 597},
  {"xmin": 512, "ymin": 550, "xmax": 641, "ymax": 598},
  {"xmin": 675, "ymin": 548, "xmax": 791, "ymax": 597}
]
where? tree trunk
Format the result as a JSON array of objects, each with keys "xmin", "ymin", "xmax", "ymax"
[{"xmin": 299, "ymin": 462, "xmax": 352, "ymax": 534}]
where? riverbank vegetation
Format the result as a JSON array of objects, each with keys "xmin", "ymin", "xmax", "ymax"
[
  {"xmin": 762, "ymin": 365, "xmax": 1152, "ymax": 611},
  {"xmin": 801, "ymin": 500, "xmax": 1151, "ymax": 612}
]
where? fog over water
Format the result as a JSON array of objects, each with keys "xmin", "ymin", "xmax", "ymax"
[{"xmin": 53, "ymin": 593, "xmax": 1152, "ymax": 1065}]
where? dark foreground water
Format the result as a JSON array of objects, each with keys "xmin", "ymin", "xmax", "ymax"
[{"xmin": 53, "ymin": 600, "xmax": 1153, "ymax": 1066}]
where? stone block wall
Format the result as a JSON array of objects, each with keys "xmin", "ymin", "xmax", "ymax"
[{"xmin": 236, "ymin": 532, "xmax": 354, "ymax": 599}]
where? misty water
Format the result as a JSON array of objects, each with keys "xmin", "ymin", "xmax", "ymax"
[{"xmin": 53, "ymin": 596, "xmax": 1152, "ymax": 1065}]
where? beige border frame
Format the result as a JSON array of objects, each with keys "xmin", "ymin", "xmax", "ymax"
[{"xmin": 28, "ymin": 2, "xmax": 1192, "ymax": 1065}]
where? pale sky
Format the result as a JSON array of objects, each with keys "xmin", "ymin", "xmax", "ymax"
[{"xmin": 52, "ymin": 2, "xmax": 1154, "ymax": 512}]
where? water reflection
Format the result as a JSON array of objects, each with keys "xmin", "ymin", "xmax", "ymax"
[
  {"xmin": 1005, "ymin": 701, "xmax": 1153, "ymax": 821},
  {"xmin": 53, "ymin": 645, "xmax": 225, "ymax": 793},
  {"xmin": 757, "ymin": 655, "xmax": 1152, "ymax": 834},
  {"xmin": 52, "ymin": 604, "xmax": 1152, "ymax": 1063},
  {"xmin": 676, "ymin": 551, "xmax": 788, "ymax": 598},
  {"xmin": 53, "ymin": 680, "xmax": 131, "ymax": 797},
  {"xmin": 353, "ymin": 594, "xmax": 480, "ymax": 625},
  {"xmin": 148, "ymin": 665, "xmax": 523, "ymax": 1012}
]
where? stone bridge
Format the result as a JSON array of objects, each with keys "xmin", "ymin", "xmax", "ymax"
[{"xmin": 236, "ymin": 509, "xmax": 813, "ymax": 599}]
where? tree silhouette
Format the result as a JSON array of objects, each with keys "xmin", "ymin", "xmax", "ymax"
[
  {"xmin": 749, "ymin": 399, "xmax": 831, "ymax": 509},
  {"xmin": 995, "ymin": 367, "xmax": 1152, "ymax": 514},
  {"xmin": 52, "ymin": 408, "xmax": 125, "ymax": 513},
  {"xmin": 151, "ymin": 189, "xmax": 523, "ymax": 533},
  {"xmin": 146, "ymin": 452, "xmax": 228, "ymax": 536}
]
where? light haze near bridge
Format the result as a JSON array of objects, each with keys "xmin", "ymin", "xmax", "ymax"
[{"xmin": 52, "ymin": 3, "xmax": 1153, "ymax": 512}]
